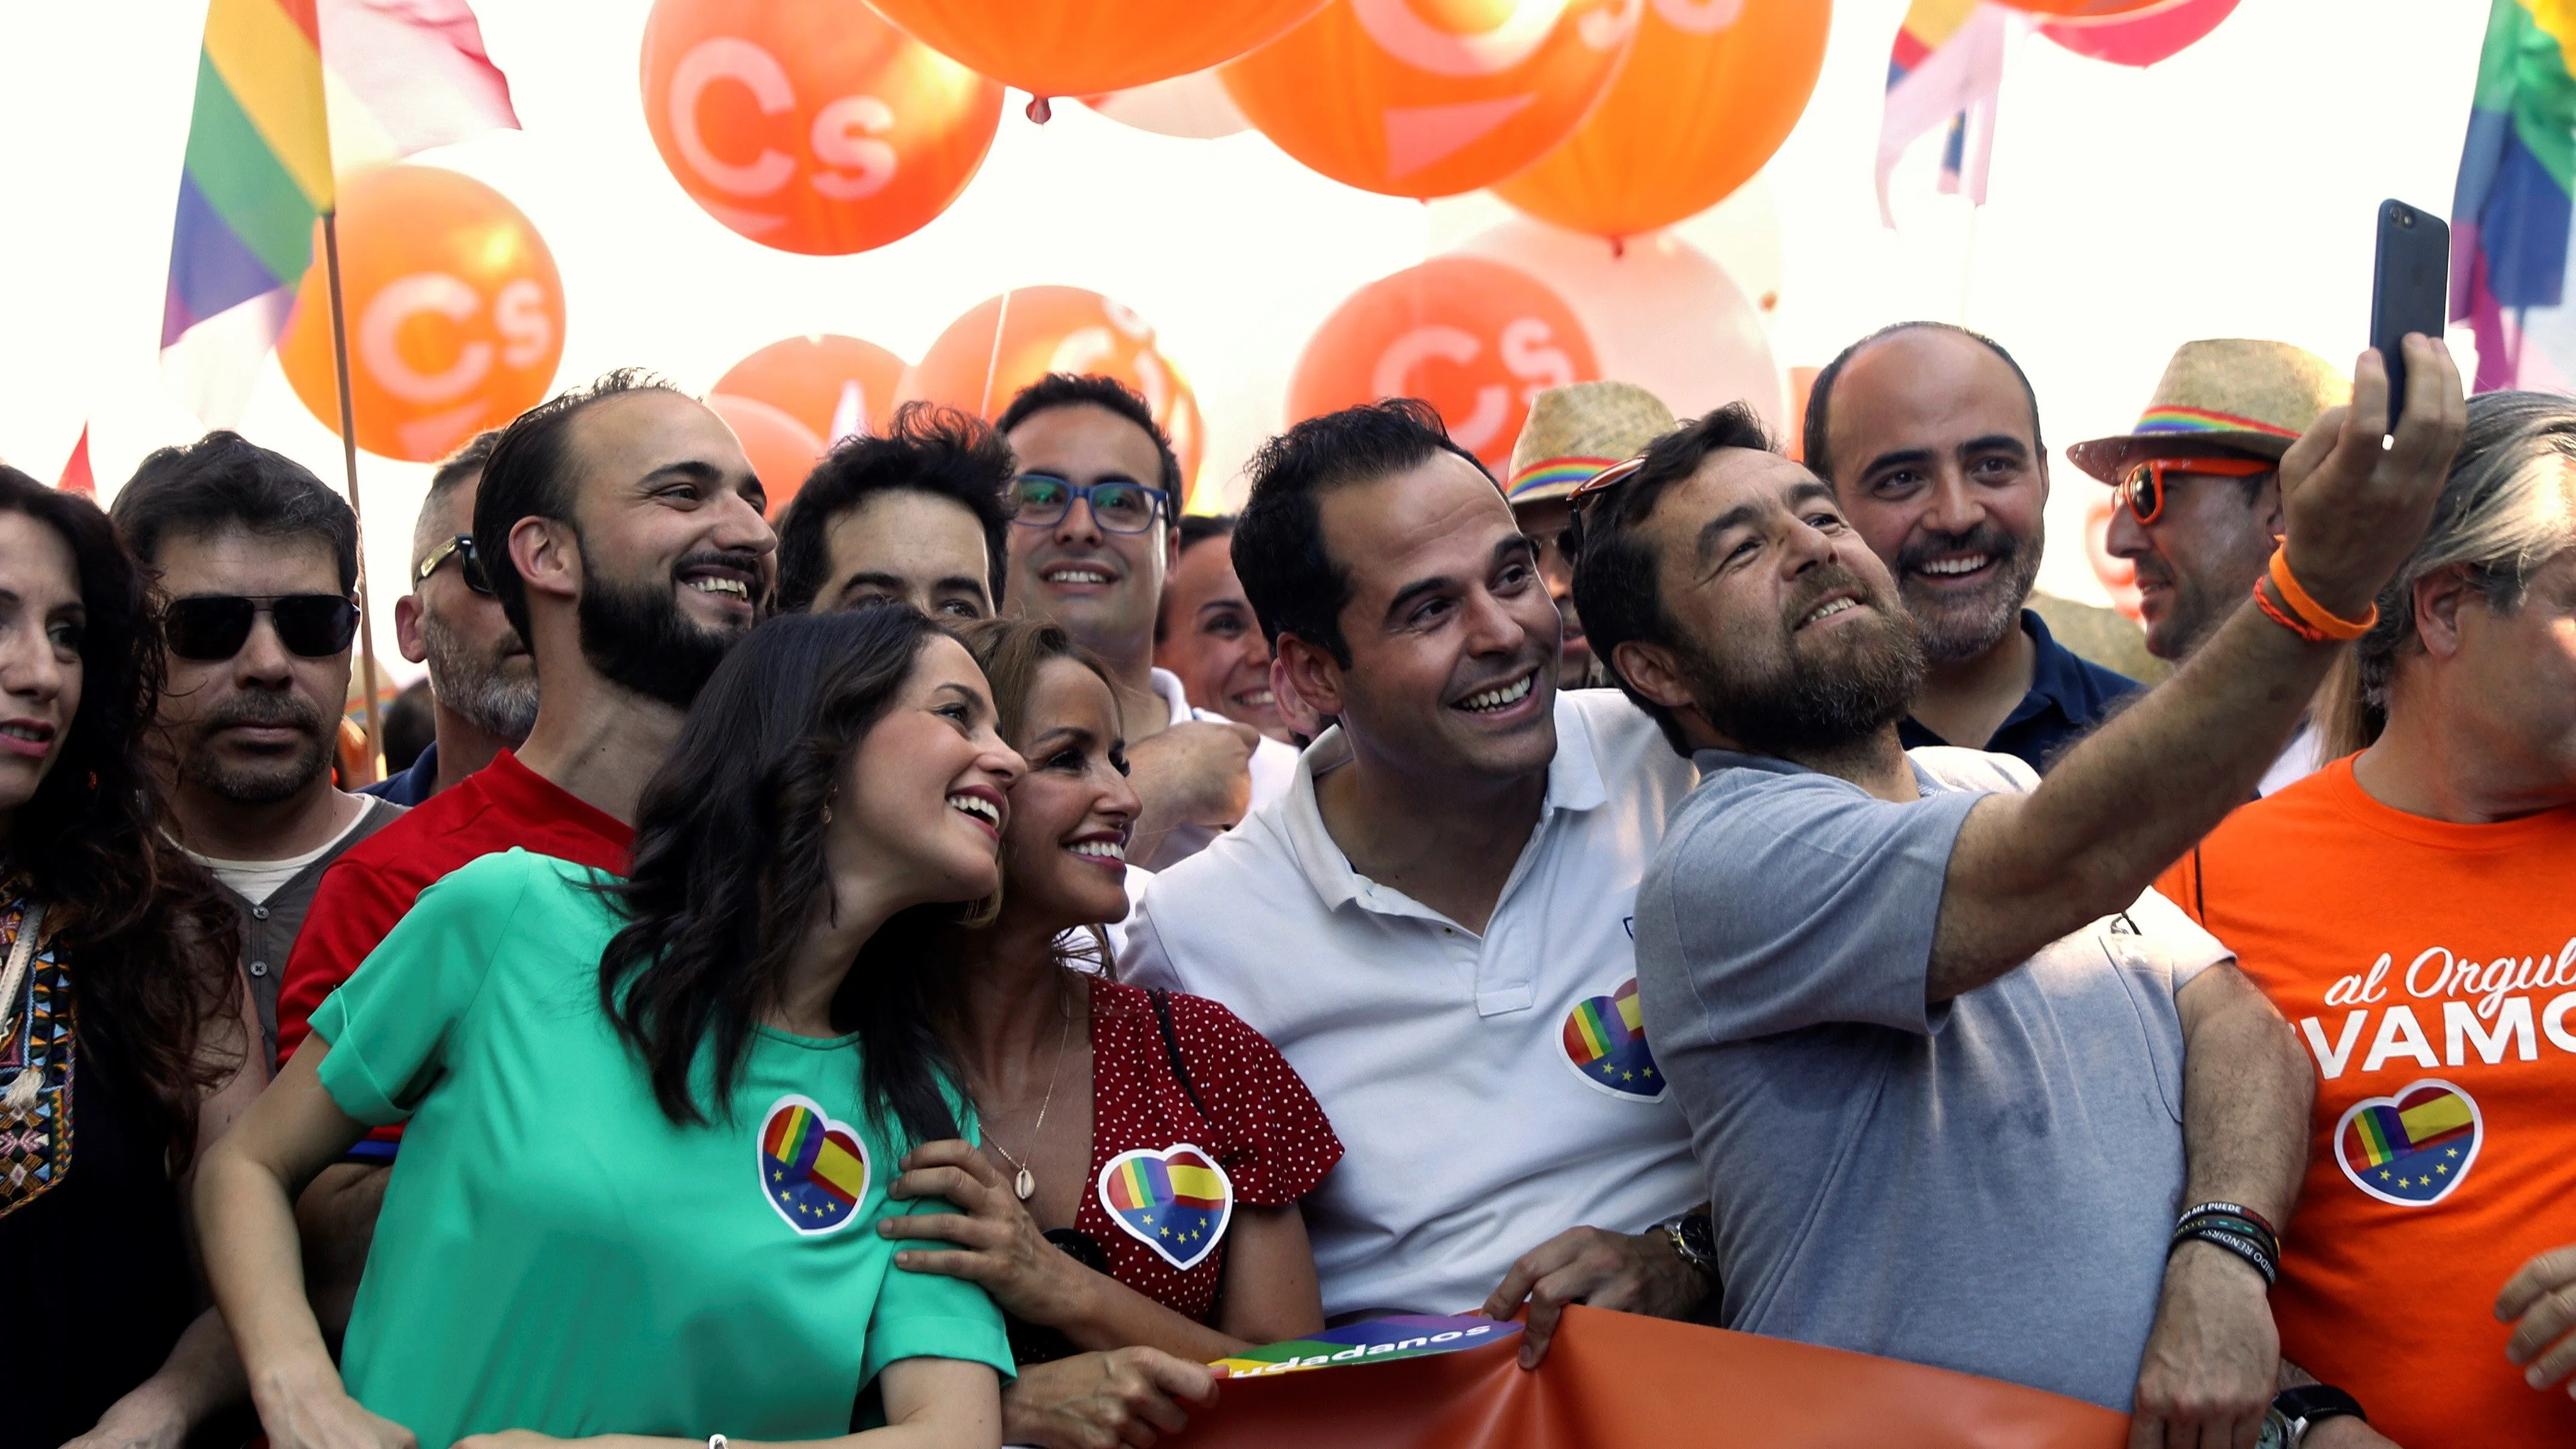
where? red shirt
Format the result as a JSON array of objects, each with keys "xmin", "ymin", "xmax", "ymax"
[
  {"xmin": 278, "ymin": 751, "xmax": 632, "ymax": 1066},
  {"xmin": 2159, "ymin": 759, "xmax": 2576, "ymax": 1446},
  {"xmin": 1072, "ymin": 980, "xmax": 1340, "ymax": 1324}
]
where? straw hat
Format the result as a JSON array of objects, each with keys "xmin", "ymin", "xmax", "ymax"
[
  {"xmin": 2066, "ymin": 339, "xmax": 2350, "ymax": 483},
  {"xmin": 1505, "ymin": 380, "xmax": 1678, "ymax": 504}
]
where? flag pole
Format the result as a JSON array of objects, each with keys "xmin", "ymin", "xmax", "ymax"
[{"xmin": 321, "ymin": 210, "xmax": 387, "ymax": 783}]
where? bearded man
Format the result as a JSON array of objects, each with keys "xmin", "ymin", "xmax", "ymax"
[
  {"xmin": 276, "ymin": 370, "xmax": 775, "ymax": 1336},
  {"xmin": 1573, "ymin": 337, "xmax": 2463, "ymax": 1443}
]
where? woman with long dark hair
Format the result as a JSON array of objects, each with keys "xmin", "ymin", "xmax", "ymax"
[
  {"xmin": 877, "ymin": 617, "xmax": 1340, "ymax": 1449},
  {"xmin": 0, "ymin": 466, "xmax": 257, "ymax": 1449},
  {"xmin": 198, "ymin": 608, "xmax": 1026, "ymax": 1449}
]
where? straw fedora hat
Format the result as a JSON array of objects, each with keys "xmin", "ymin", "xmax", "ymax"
[
  {"xmin": 1505, "ymin": 380, "xmax": 1678, "ymax": 504},
  {"xmin": 2066, "ymin": 339, "xmax": 2350, "ymax": 484}
]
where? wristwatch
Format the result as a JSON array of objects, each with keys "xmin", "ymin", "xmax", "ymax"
[
  {"xmin": 2270, "ymin": 1384, "xmax": 2367, "ymax": 1445},
  {"xmin": 1656, "ymin": 1210, "xmax": 1717, "ymax": 1281}
]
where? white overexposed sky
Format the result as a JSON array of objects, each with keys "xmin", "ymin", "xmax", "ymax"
[{"xmin": 0, "ymin": 0, "xmax": 2490, "ymax": 684}]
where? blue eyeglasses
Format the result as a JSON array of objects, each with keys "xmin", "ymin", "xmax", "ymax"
[{"xmin": 1008, "ymin": 475, "xmax": 1170, "ymax": 534}]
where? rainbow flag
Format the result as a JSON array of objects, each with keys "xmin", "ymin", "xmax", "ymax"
[
  {"xmin": 161, "ymin": 0, "xmax": 335, "ymax": 426},
  {"xmin": 2452, "ymin": 0, "xmax": 2576, "ymax": 390},
  {"xmin": 1878, "ymin": 0, "xmax": 2012, "ymax": 227},
  {"xmin": 160, "ymin": 0, "xmax": 517, "ymax": 425}
]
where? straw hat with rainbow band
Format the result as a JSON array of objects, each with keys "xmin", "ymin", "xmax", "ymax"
[
  {"xmin": 1506, "ymin": 380, "xmax": 1678, "ymax": 504},
  {"xmin": 2066, "ymin": 339, "xmax": 2350, "ymax": 484}
]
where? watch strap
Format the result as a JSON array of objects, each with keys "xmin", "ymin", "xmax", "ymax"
[{"xmin": 2273, "ymin": 1382, "xmax": 2367, "ymax": 1426}]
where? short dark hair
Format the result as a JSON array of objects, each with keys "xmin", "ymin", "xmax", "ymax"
[
  {"xmin": 380, "ymin": 678, "xmax": 436, "ymax": 773},
  {"xmin": 1573, "ymin": 403, "xmax": 1778, "ymax": 755},
  {"xmin": 111, "ymin": 431, "xmax": 358, "ymax": 596},
  {"xmin": 996, "ymin": 373, "xmax": 1182, "ymax": 500},
  {"xmin": 775, "ymin": 403, "xmax": 1012, "ymax": 613},
  {"xmin": 1159, "ymin": 513, "xmax": 1237, "ymax": 644},
  {"xmin": 414, "ymin": 429, "xmax": 503, "ymax": 569},
  {"xmin": 1233, "ymin": 399, "xmax": 1492, "ymax": 668},
  {"xmin": 473, "ymin": 368, "xmax": 680, "ymax": 646},
  {"xmin": 1802, "ymin": 322, "xmax": 2042, "ymax": 483}
]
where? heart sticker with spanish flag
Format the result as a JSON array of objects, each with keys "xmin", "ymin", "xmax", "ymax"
[
  {"xmin": 757, "ymin": 1094, "xmax": 872, "ymax": 1236},
  {"xmin": 2334, "ymin": 1078, "xmax": 2481, "ymax": 1208},
  {"xmin": 1097, "ymin": 1143, "xmax": 1234, "ymax": 1271}
]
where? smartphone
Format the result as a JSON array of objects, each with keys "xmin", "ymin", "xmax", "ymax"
[{"xmin": 2370, "ymin": 198, "xmax": 2450, "ymax": 425}]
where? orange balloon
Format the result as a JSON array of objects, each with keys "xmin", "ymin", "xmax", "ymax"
[
  {"xmin": 1493, "ymin": 0, "xmax": 1827, "ymax": 239},
  {"xmin": 1288, "ymin": 255, "xmax": 1598, "ymax": 472},
  {"xmin": 1222, "ymin": 0, "xmax": 1637, "ymax": 199},
  {"xmin": 861, "ymin": 0, "xmax": 1328, "ymax": 98},
  {"xmin": 707, "ymin": 392, "xmax": 829, "ymax": 517},
  {"xmin": 279, "ymin": 165, "xmax": 564, "ymax": 464},
  {"xmin": 901, "ymin": 286, "xmax": 1204, "ymax": 500},
  {"xmin": 641, "ymin": 0, "xmax": 1002, "ymax": 255},
  {"xmin": 714, "ymin": 333, "xmax": 911, "ymax": 442}
]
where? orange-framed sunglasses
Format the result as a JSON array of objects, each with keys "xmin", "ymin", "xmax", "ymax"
[{"xmin": 2118, "ymin": 456, "xmax": 2273, "ymax": 526}]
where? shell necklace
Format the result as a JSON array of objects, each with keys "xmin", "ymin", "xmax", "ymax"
[{"xmin": 982, "ymin": 1002, "xmax": 1073, "ymax": 1202}]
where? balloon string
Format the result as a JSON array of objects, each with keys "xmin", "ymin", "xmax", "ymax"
[{"xmin": 980, "ymin": 288, "xmax": 1014, "ymax": 418}]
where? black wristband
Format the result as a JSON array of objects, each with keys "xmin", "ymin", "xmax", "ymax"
[
  {"xmin": 2273, "ymin": 1382, "xmax": 2367, "ymax": 1426},
  {"xmin": 2171, "ymin": 1223, "xmax": 2277, "ymax": 1286}
]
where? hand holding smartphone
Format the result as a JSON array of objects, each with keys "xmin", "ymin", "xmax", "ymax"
[{"xmin": 2370, "ymin": 199, "xmax": 2451, "ymax": 425}]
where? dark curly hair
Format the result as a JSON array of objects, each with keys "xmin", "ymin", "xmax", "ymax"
[
  {"xmin": 0, "ymin": 466, "xmax": 241, "ymax": 1163},
  {"xmin": 595, "ymin": 607, "xmax": 964, "ymax": 1141},
  {"xmin": 775, "ymin": 402, "xmax": 1014, "ymax": 613}
]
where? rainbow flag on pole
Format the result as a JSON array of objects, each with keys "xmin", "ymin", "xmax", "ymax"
[
  {"xmin": 160, "ymin": 0, "xmax": 518, "ymax": 426},
  {"xmin": 2451, "ymin": 0, "xmax": 2576, "ymax": 391},
  {"xmin": 161, "ymin": 0, "xmax": 335, "ymax": 426},
  {"xmin": 1878, "ymin": 0, "xmax": 2012, "ymax": 227}
]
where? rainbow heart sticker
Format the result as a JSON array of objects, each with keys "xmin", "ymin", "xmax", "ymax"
[
  {"xmin": 2334, "ymin": 1078, "xmax": 2481, "ymax": 1208},
  {"xmin": 1561, "ymin": 978, "xmax": 1664, "ymax": 1101},
  {"xmin": 757, "ymin": 1094, "xmax": 872, "ymax": 1236},
  {"xmin": 1097, "ymin": 1143, "xmax": 1233, "ymax": 1271}
]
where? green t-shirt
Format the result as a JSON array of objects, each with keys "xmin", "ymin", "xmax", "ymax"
[{"xmin": 311, "ymin": 849, "xmax": 1010, "ymax": 1449}]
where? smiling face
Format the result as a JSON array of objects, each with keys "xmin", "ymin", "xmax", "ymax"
[
  {"xmin": 819, "ymin": 488, "xmax": 994, "ymax": 620},
  {"xmin": 1512, "ymin": 495, "xmax": 1590, "ymax": 687},
  {"xmin": 832, "ymin": 633, "xmax": 1026, "ymax": 908},
  {"xmin": 1823, "ymin": 329, "xmax": 2047, "ymax": 665},
  {"xmin": 1155, "ymin": 532, "xmax": 1287, "ymax": 740},
  {"xmin": 1620, "ymin": 448, "xmax": 1924, "ymax": 759},
  {"xmin": 1004, "ymin": 404, "xmax": 1175, "ymax": 658},
  {"xmin": 558, "ymin": 391, "xmax": 777, "ymax": 706},
  {"xmin": 1298, "ymin": 452, "xmax": 1561, "ymax": 781},
  {"xmin": 2103, "ymin": 459, "xmax": 2281, "ymax": 661},
  {"xmin": 0, "ymin": 511, "xmax": 84, "ymax": 830},
  {"xmin": 151, "ymin": 526, "xmax": 348, "ymax": 806},
  {"xmin": 997, "ymin": 655, "xmax": 1140, "ymax": 932}
]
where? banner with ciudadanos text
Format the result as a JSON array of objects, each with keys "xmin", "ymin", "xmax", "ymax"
[{"xmin": 1175, "ymin": 1307, "xmax": 2129, "ymax": 1447}]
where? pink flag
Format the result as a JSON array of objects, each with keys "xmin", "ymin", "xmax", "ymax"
[
  {"xmin": 319, "ymin": 0, "xmax": 520, "ymax": 173},
  {"xmin": 57, "ymin": 425, "xmax": 95, "ymax": 497}
]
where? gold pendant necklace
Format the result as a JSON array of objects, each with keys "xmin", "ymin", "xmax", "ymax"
[{"xmin": 982, "ymin": 999, "xmax": 1074, "ymax": 1202}]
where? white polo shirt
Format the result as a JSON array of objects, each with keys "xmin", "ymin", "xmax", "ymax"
[
  {"xmin": 1124, "ymin": 689, "xmax": 1704, "ymax": 1319},
  {"xmin": 1146, "ymin": 666, "xmax": 1300, "ymax": 867}
]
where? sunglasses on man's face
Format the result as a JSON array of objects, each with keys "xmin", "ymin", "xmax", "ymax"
[
  {"xmin": 415, "ymin": 533, "xmax": 494, "ymax": 596},
  {"xmin": 2116, "ymin": 456, "xmax": 2274, "ymax": 526},
  {"xmin": 163, "ymin": 595, "xmax": 361, "ymax": 662}
]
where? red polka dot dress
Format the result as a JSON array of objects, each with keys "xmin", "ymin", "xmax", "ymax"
[{"xmin": 1072, "ymin": 979, "xmax": 1340, "ymax": 1324}]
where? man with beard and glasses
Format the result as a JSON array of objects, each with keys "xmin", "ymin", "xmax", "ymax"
[
  {"xmin": 362, "ymin": 430, "xmax": 538, "ymax": 805},
  {"xmin": 275, "ymin": 369, "xmax": 774, "ymax": 1337},
  {"xmin": 111, "ymin": 431, "xmax": 405, "ymax": 1069},
  {"xmin": 1805, "ymin": 322, "xmax": 2141, "ymax": 773},
  {"xmin": 1574, "ymin": 336, "xmax": 2464, "ymax": 1443},
  {"xmin": 2074, "ymin": 341, "xmax": 2352, "ymax": 796},
  {"xmin": 1127, "ymin": 401, "xmax": 1709, "ymax": 1372}
]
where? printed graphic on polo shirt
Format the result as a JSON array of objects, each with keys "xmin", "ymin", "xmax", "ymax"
[
  {"xmin": 757, "ymin": 1094, "xmax": 871, "ymax": 1236},
  {"xmin": 1559, "ymin": 977, "xmax": 1664, "ymax": 1102},
  {"xmin": 1097, "ymin": 1143, "xmax": 1233, "ymax": 1271},
  {"xmin": 2334, "ymin": 1078, "xmax": 2482, "ymax": 1208}
]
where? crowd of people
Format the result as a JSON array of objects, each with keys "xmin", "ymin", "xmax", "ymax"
[{"xmin": 2, "ymin": 318, "xmax": 2571, "ymax": 1449}]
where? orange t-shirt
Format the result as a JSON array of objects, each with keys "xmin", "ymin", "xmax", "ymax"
[{"xmin": 2160, "ymin": 757, "xmax": 2576, "ymax": 1447}]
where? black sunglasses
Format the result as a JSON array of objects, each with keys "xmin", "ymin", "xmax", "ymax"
[
  {"xmin": 415, "ymin": 534, "xmax": 494, "ymax": 596},
  {"xmin": 164, "ymin": 595, "xmax": 361, "ymax": 662}
]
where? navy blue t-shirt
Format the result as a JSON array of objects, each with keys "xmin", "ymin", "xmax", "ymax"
[{"xmin": 1897, "ymin": 610, "xmax": 2141, "ymax": 774}]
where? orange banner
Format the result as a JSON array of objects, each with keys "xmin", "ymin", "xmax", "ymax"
[{"xmin": 1176, "ymin": 1306, "xmax": 2130, "ymax": 1448}]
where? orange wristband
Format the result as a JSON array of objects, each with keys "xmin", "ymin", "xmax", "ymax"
[
  {"xmin": 2267, "ymin": 549, "xmax": 2376, "ymax": 640},
  {"xmin": 2252, "ymin": 578, "xmax": 2326, "ymax": 643}
]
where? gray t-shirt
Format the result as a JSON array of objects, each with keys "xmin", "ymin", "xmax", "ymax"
[{"xmin": 1632, "ymin": 745, "xmax": 2230, "ymax": 1412}]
